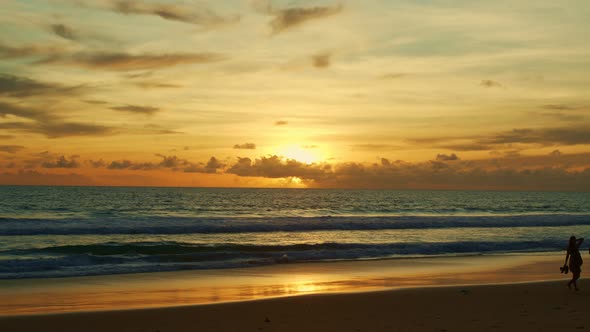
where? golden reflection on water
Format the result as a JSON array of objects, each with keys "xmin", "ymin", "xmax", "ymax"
[{"xmin": 293, "ymin": 281, "xmax": 319, "ymax": 293}]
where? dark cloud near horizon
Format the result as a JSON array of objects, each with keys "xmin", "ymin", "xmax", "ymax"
[
  {"xmin": 227, "ymin": 155, "xmax": 331, "ymax": 179},
  {"xmin": 435, "ymin": 153, "xmax": 459, "ymax": 161},
  {"xmin": 42, "ymin": 155, "xmax": 80, "ymax": 168},
  {"xmin": 233, "ymin": 143, "xmax": 256, "ymax": 150},
  {"xmin": 111, "ymin": 105, "xmax": 160, "ymax": 115},
  {"xmin": 220, "ymin": 153, "xmax": 590, "ymax": 191},
  {"xmin": 503, "ymin": 150, "xmax": 521, "ymax": 158},
  {"xmin": 184, "ymin": 156, "xmax": 224, "ymax": 173},
  {"xmin": 204, "ymin": 156, "xmax": 224, "ymax": 173},
  {"xmin": 38, "ymin": 52, "xmax": 227, "ymax": 71},
  {"xmin": 108, "ymin": 159, "xmax": 157, "ymax": 170},
  {"xmin": 105, "ymin": 154, "xmax": 224, "ymax": 173},
  {"xmin": 11, "ymin": 152, "xmax": 590, "ymax": 191},
  {"xmin": 87, "ymin": 159, "xmax": 106, "ymax": 168}
]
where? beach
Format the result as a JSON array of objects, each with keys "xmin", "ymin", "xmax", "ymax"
[
  {"xmin": 3, "ymin": 253, "xmax": 588, "ymax": 331},
  {"xmin": 2, "ymin": 280, "xmax": 588, "ymax": 332},
  {"xmin": 2, "ymin": 187, "xmax": 589, "ymax": 331}
]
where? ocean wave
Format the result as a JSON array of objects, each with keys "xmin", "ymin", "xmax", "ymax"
[
  {"xmin": 1, "ymin": 214, "xmax": 590, "ymax": 235},
  {"xmin": 0, "ymin": 239, "xmax": 565, "ymax": 279}
]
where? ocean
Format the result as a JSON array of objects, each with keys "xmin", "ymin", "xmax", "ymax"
[{"xmin": 1, "ymin": 186, "xmax": 589, "ymax": 279}]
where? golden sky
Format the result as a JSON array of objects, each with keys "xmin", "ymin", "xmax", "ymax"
[{"xmin": 1, "ymin": 0, "xmax": 589, "ymax": 190}]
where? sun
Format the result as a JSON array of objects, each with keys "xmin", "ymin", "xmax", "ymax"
[{"xmin": 278, "ymin": 145, "xmax": 320, "ymax": 164}]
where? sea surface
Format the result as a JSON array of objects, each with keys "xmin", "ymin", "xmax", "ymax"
[{"xmin": 1, "ymin": 186, "xmax": 589, "ymax": 279}]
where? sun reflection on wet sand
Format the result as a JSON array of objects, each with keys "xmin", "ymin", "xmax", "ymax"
[{"xmin": 0, "ymin": 254, "xmax": 563, "ymax": 315}]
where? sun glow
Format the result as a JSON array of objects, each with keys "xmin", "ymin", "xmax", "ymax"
[{"xmin": 278, "ymin": 145, "xmax": 321, "ymax": 164}]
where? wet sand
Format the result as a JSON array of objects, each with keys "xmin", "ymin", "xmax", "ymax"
[{"xmin": 2, "ymin": 254, "xmax": 586, "ymax": 331}]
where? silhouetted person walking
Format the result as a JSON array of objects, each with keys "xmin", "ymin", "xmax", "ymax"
[{"xmin": 565, "ymin": 236, "xmax": 584, "ymax": 291}]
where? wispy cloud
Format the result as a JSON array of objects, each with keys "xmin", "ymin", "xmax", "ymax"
[
  {"xmin": 311, "ymin": 52, "xmax": 331, "ymax": 68},
  {"xmin": 6, "ymin": 122, "xmax": 113, "ymax": 138},
  {"xmin": 480, "ymin": 79, "xmax": 503, "ymax": 88},
  {"xmin": 50, "ymin": 24, "xmax": 78, "ymax": 41},
  {"xmin": 481, "ymin": 127, "xmax": 590, "ymax": 146},
  {"xmin": 410, "ymin": 126, "xmax": 590, "ymax": 151},
  {"xmin": 254, "ymin": 2, "xmax": 343, "ymax": 34},
  {"xmin": 0, "ymin": 101, "xmax": 54, "ymax": 122},
  {"xmin": 0, "ymin": 102, "xmax": 113, "ymax": 138},
  {"xmin": 0, "ymin": 145, "xmax": 24, "ymax": 154},
  {"xmin": 0, "ymin": 74, "xmax": 81, "ymax": 98},
  {"xmin": 536, "ymin": 111, "xmax": 584, "ymax": 122},
  {"xmin": 38, "ymin": 52, "xmax": 227, "ymax": 71},
  {"xmin": 84, "ymin": 100, "xmax": 109, "ymax": 105},
  {"xmin": 437, "ymin": 143, "xmax": 492, "ymax": 151},
  {"xmin": 0, "ymin": 42, "xmax": 64, "ymax": 59},
  {"xmin": 541, "ymin": 104, "xmax": 582, "ymax": 111},
  {"xmin": 78, "ymin": 0, "xmax": 240, "ymax": 27},
  {"xmin": 350, "ymin": 144, "xmax": 399, "ymax": 151},
  {"xmin": 275, "ymin": 120, "xmax": 288, "ymax": 126},
  {"xmin": 379, "ymin": 73, "xmax": 408, "ymax": 79},
  {"xmin": 111, "ymin": 105, "xmax": 160, "ymax": 115},
  {"xmin": 143, "ymin": 124, "xmax": 183, "ymax": 135},
  {"xmin": 134, "ymin": 82, "xmax": 181, "ymax": 89}
]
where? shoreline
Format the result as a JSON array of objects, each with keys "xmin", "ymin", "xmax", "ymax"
[
  {"xmin": 0, "ymin": 253, "xmax": 567, "ymax": 316},
  {"xmin": 2, "ymin": 279, "xmax": 587, "ymax": 332}
]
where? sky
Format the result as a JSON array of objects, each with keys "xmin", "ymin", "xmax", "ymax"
[{"xmin": 1, "ymin": 0, "xmax": 589, "ymax": 190}]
